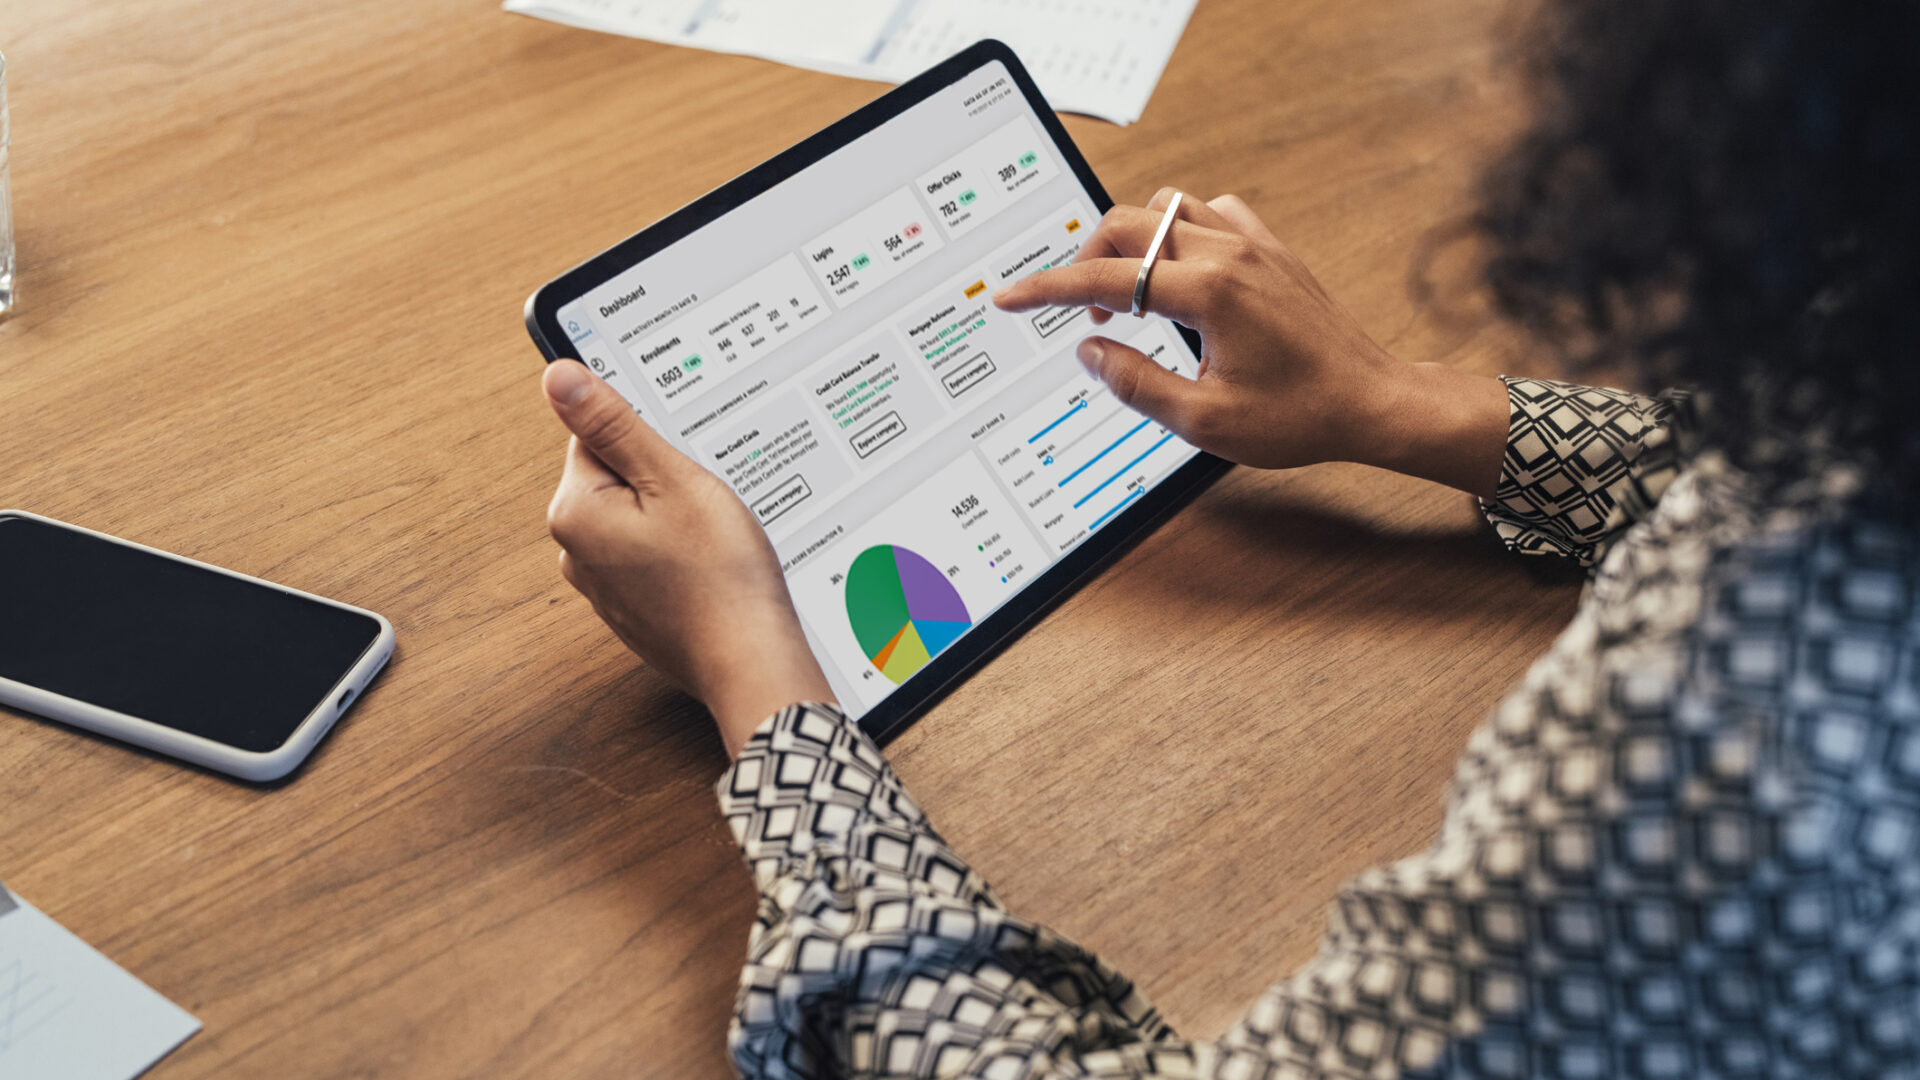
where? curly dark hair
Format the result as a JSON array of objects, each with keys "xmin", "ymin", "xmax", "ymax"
[{"xmin": 1477, "ymin": 0, "xmax": 1920, "ymax": 501}]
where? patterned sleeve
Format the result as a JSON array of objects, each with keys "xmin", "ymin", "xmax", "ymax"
[
  {"xmin": 715, "ymin": 692, "xmax": 1748, "ymax": 1080},
  {"xmin": 716, "ymin": 703, "xmax": 1185, "ymax": 1080},
  {"xmin": 1481, "ymin": 375, "xmax": 1689, "ymax": 566},
  {"xmin": 717, "ymin": 513, "xmax": 1907, "ymax": 1078}
]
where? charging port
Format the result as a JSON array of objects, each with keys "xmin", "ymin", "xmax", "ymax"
[{"xmin": 337, "ymin": 687, "xmax": 356, "ymax": 710}]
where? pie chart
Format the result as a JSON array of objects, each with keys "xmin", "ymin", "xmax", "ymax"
[{"xmin": 845, "ymin": 544, "xmax": 972, "ymax": 684}]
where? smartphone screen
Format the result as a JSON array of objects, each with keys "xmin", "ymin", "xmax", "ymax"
[{"xmin": 0, "ymin": 515, "xmax": 385, "ymax": 753}]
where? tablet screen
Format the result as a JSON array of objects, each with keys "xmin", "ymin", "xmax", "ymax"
[{"xmin": 551, "ymin": 58, "xmax": 1203, "ymax": 718}]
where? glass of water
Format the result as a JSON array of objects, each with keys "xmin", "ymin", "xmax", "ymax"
[{"xmin": 1, "ymin": 49, "xmax": 12, "ymax": 317}]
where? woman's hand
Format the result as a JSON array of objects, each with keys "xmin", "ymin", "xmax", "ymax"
[
  {"xmin": 541, "ymin": 360, "xmax": 833, "ymax": 757},
  {"xmin": 994, "ymin": 190, "xmax": 1508, "ymax": 497}
]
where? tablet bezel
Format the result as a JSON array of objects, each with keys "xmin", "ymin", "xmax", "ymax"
[{"xmin": 524, "ymin": 39, "xmax": 1231, "ymax": 744}]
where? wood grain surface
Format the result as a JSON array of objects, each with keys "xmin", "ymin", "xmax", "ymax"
[{"xmin": 0, "ymin": 1, "xmax": 1579, "ymax": 1076}]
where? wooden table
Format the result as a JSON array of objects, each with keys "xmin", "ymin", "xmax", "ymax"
[{"xmin": 0, "ymin": 2, "xmax": 1580, "ymax": 1076}]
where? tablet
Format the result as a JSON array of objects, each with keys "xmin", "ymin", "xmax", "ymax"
[{"xmin": 525, "ymin": 40, "xmax": 1228, "ymax": 741}]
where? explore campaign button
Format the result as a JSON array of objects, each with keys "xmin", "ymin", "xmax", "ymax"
[
  {"xmin": 850, "ymin": 411, "xmax": 908, "ymax": 459},
  {"xmin": 941, "ymin": 353, "xmax": 996, "ymax": 398},
  {"xmin": 1030, "ymin": 304, "xmax": 1086, "ymax": 338},
  {"xmin": 750, "ymin": 474, "xmax": 813, "ymax": 526}
]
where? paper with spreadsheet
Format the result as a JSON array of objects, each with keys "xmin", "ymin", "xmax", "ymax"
[
  {"xmin": 501, "ymin": 0, "xmax": 1199, "ymax": 125},
  {"xmin": 0, "ymin": 881, "xmax": 199, "ymax": 1080}
]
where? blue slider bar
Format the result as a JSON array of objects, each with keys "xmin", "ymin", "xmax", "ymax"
[
  {"xmin": 1058, "ymin": 418, "xmax": 1152, "ymax": 486},
  {"xmin": 1090, "ymin": 487, "xmax": 1146, "ymax": 530},
  {"xmin": 1074, "ymin": 432, "xmax": 1176, "ymax": 508},
  {"xmin": 1028, "ymin": 399, "xmax": 1088, "ymax": 444}
]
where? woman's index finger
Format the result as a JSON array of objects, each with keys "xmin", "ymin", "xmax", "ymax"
[{"xmin": 992, "ymin": 257, "xmax": 1211, "ymax": 325}]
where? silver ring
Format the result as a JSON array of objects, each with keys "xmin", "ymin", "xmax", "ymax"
[{"xmin": 1130, "ymin": 191, "xmax": 1183, "ymax": 317}]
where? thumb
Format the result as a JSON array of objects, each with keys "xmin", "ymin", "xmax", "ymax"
[
  {"xmin": 1076, "ymin": 337, "xmax": 1201, "ymax": 434},
  {"xmin": 543, "ymin": 360, "xmax": 680, "ymax": 488}
]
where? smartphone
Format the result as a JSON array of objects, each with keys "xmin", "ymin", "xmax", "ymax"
[{"xmin": 0, "ymin": 510, "xmax": 394, "ymax": 781}]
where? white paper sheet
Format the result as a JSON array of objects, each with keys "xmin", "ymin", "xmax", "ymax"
[
  {"xmin": 503, "ymin": 0, "xmax": 1199, "ymax": 125},
  {"xmin": 0, "ymin": 883, "xmax": 199, "ymax": 1080}
]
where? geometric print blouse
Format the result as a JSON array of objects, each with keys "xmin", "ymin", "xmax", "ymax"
[{"xmin": 715, "ymin": 375, "xmax": 1920, "ymax": 1079}]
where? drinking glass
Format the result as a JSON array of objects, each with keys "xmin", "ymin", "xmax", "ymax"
[
  {"xmin": 0, "ymin": 49, "xmax": 13, "ymax": 318},
  {"xmin": 1, "ymin": 49, "xmax": 13, "ymax": 318}
]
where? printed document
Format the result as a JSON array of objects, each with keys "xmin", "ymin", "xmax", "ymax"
[
  {"xmin": 502, "ymin": 0, "xmax": 1199, "ymax": 125},
  {"xmin": 0, "ymin": 881, "xmax": 199, "ymax": 1080}
]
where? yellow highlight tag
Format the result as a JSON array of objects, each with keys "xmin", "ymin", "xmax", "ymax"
[
  {"xmin": 1065, "ymin": 218, "xmax": 1082, "ymax": 233},
  {"xmin": 963, "ymin": 280, "xmax": 987, "ymax": 299}
]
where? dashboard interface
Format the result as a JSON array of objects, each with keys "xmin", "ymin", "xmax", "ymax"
[{"xmin": 554, "ymin": 60, "xmax": 1203, "ymax": 718}]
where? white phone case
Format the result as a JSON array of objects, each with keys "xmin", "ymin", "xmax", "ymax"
[{"xmin": 0, "ymin": 510, "xmax": 396, "ymax": 781}]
